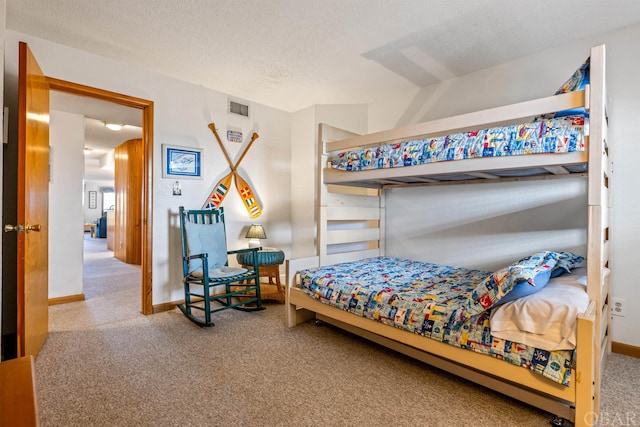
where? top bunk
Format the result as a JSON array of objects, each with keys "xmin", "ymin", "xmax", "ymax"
[{"xmin": 322, "ymin": 45, "xmax": 608, "ymax": 190}]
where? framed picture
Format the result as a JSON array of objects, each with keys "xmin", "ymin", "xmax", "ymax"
[
  {"xmin": 88, "ymin": 191, "xmax": 97, "ymax": 209},
  {"xmin": 162, "ymin": 144, "xmax": 203, "ymax": 179}
]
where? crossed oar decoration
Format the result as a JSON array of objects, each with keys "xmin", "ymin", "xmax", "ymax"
[{"xmin": 202, "ymin": 123, "xmax": 262, "ymax": 218}]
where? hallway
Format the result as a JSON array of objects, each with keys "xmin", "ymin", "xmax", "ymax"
[{"xmin": 48, "ymin": 234, "xmax": 142, "ymax": 332}]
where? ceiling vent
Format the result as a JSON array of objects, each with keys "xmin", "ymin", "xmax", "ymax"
[{"xmin": 228, "ymin": 97, "xmax": 250, "ymax": 118}]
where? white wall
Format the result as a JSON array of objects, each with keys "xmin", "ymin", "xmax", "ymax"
[
  {"xmin": 48, "ymin": 111, "xmax": 85, "ymax": 298},
  {"xmin": 290, "ymin": 106, "xmax": 315, "ymax": 257},
  {"xmin": 4, "ymin": 30, "xmax": 292, "ymax": 307},
  {"xmin": 368, "ymin": 25, "xmax": 640, "ymax": 347},
  {"xmin": 385, "ymin": 179, "xmax": 587, "ymax": 272}
]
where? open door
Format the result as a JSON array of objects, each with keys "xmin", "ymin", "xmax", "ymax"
[
  {"xmin": 3, "ymin": 43, "xmax": 154, "ymax": 359},
  {"xmin": 10, "ymin": 42, "xmax": 50, "ymax": 357}
]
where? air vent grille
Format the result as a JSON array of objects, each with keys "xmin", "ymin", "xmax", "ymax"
[{"xmin": 229, "ymin": 99, "xmax": 250, "ymax": 117}]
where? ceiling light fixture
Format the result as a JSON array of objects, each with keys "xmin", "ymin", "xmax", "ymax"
[
  {"xmin": 104, "ymin": 122, "xmax": 124, "ymax": 131},
  {"xmin": 84, "ymin": 147, "xmax": 92, "ymax": 155}
]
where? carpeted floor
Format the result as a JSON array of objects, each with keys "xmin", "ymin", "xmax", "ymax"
[{"xmin": 34, "ymin": 235, "xmax": 639, "ymax": 426}]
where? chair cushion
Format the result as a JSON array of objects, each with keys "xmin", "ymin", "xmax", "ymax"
[
  {"xmin": 184, "ymin": 220, "xmax": 228, "ymax": 273},
  {"xmin": 189, "ymin": 266, "xmax": 248, "ymax": 279}
]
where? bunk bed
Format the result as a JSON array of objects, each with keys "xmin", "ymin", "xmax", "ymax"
[{"xmin": 286, "ymin": 45, "xmax": 610, "ymax": 427}]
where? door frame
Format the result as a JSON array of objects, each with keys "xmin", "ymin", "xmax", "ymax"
[{"xmin": 47, "ymin": 77, "xmax": 154, "ymax": 315}]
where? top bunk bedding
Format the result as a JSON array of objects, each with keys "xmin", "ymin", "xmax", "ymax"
[
  {"xmin": 329, "ymin": 115, "xmax": 586, "ymax": 172},
  {"xmin": 323, "ymin": 55, "xmax": 596, "ymax": 189},
  {"xmin": 299, "ymin": 252, "xmax": 587, "ymax": 386}
]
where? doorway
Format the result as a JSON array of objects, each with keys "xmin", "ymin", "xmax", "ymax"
[{"xmin": 47, "ymin": 77, "xmax": 154, "ymax": 315}]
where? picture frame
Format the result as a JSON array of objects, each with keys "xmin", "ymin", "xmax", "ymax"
[
  {"xmin": 162, "ymin": 144, "xmax": 203, "ymax": 179},
  {"xmin": 88, "ymin": 190, "xmax": 97, "ymax": 209}
]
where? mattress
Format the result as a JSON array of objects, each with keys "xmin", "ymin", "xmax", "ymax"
[
  {"xmin": 299, "ymin": 256, "xmax": 577, "ymax": 386},
  {"xmin": 328, "ymin": 116, "xmax": 585, "ymax": 172}
]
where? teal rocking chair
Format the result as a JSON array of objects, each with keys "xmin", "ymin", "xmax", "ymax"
[{"xmin": 178, "ymin": 206, "xmax": 264, "ymax": 327}]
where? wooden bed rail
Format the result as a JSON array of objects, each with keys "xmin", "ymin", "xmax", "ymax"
[
  {"xmin": 326, "ymin": 90, "xmax": 586, "ymax": 152},
  {"xmin": 323, "ymin": 151, "xmax": 588, "ymax": 188}
]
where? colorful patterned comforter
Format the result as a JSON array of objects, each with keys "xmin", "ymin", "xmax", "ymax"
[
  {"xmin": 329, "ymin": 116, "xmax": 585, "ymax": 172},
  {"xmin": 299, "ymin": 256, "xmax": 574, "ymax": 386}
]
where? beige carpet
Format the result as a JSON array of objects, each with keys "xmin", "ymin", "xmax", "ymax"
[{"xmin": 34, "ymin": 235, "xmax": 639, "ymax": 426}]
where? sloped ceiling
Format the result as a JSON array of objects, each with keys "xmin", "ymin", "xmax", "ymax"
[{"xmin": 7, "ymin": 1, "xmax": 640, "ymax": 112}]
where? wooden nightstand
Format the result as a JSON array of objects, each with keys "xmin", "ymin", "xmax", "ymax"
[{"xmin": 236, "ymin": 248, "xmax": 285, "ymax": 302}]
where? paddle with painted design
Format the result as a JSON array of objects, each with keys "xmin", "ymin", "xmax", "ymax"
[
  {"xmin": 234, "ymin": 171, "xmax": 262, "ymax": 218},
  {"xmin": 203, "ymin": 123, "xmax": 262, "ymax": 217},
  {"xmin": 203, "ymin": 123, "xmax": 236, "ymax": 209}
]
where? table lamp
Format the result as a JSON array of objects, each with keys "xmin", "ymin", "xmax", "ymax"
[{"xmin": 245, "ymin": 224, "xmax": 266, "ymax": 248}]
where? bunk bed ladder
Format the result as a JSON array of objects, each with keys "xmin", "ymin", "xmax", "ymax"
[{"xmin": 317, "ymin": 123, "xmax": 383, "ymax": 266}]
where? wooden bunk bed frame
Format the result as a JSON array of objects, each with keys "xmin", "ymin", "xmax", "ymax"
[{"xmin": 286, "ymin": 44, "xmax": 610, "ymax": 427}]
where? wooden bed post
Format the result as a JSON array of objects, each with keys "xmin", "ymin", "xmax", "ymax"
[
  {"xmin": 575, "ymin": 301, "xmax": 597, "ymax": 427},
  {"xmin": 585, "ymin": 43, "xmax": 609, "ymax": 419},
  {"xmin": 285, "ymin": 257, "xmax": 318, "ymax": 327}
]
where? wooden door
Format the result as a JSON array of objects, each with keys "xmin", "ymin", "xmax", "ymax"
[
  {"xmin": 114, "ymin": 138, "xmax": 143, "ymax": 265},
  {"xmin": 16, "ymin": 42, "xmax": 50, "ymax": 357}
]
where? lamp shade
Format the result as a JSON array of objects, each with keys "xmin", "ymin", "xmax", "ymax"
[{"xmin": 245, "ymin": 224, "xmax": 266, "ymax": 240}]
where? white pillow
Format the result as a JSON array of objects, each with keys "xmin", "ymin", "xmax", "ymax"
[
  {"xmin": 489, "ymin": 267, "xmax": 589, "ymax": 351},
  {"xmin": 184, "ymin": 220, "xmax": 228, "ymax": 273}
]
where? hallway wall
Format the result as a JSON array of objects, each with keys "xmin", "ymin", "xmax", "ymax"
[{"xmin": 49, "ymin": 110, "xmax": 85, "ymax": 298}]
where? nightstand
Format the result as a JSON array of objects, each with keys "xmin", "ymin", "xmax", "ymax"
[{"xmin": 236, "ymin": 248, "xmax": 285, "ymax": 302}]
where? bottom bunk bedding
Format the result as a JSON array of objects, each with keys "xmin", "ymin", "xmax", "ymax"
[{"xmin": 298, "ymin": 252, "xmax": 586, "ymax": 386}]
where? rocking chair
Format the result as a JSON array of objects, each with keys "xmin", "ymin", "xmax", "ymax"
[{"xmin": 178, "ymin": 206, "xmax": 264, "ymax": 327}]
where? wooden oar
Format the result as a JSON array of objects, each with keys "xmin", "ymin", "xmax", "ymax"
[
  {"xmin": 208, "ymin": 123, "xmax": 234, "ymax": 167},
  {"xmin": 203, "ymin": 173, "xmax": 233, "ymax": 209},
  {"xmin": 208, "ymin": 123, "xmax": 259, "ymax": 171},
  {"xmin": 234, "ymin": 171, "xmax": 262, "ymax": 218},
  {"xmin": 233, "ymin": 132, "xmax": 260, "ymax": 169},
  {"xmin": 203, "ymin": 123, "xmax": 236, "ymax": 209},
  {"xmin": 202, "ymin": 124, "xmax": 262, "ymax": 215},
  {"xmin": 227, "ymin": 131, "xmax": 262, "ymax": 217}
]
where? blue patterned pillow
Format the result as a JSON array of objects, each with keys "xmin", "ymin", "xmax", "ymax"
[
  {"xmin": 491, "ymin": 268, "xmax": 552, "ymax": 308},
  {"xmin": 554, "ymin": 57, "xmax": 590, "ymax": 95},
  {"xmin": 536, "ymin": 57, "xmax": 590, "ymax": 120},
  {"xmin": 552, "ymin": 251, "xmax": 586, "ymax": 277},
  {"xmin": 451, "ymin": 251, "xmax": 584, "ymax": 327}
]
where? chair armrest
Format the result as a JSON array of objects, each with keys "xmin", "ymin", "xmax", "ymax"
[
  {"xmin": 227, "ymin": 247, "xmax": 261, "ymax": 256},
  {"xmin": 228, "ymin": 247, "xmax": 261, "ymax": 275}
]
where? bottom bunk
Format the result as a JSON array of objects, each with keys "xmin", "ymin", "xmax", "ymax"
[{"xmin": 286, "ymin": 255, "xmax": 599, "ymax": 426}]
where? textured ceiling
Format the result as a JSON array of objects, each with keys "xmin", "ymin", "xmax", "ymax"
[{"xmin": 7, "ymin": 1, "xmax": 640, "ymax": 112}]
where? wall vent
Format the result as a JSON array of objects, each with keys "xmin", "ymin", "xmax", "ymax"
[{"xmin": 228, "ymin": 97, "xmax": 250, "ymax": 118}]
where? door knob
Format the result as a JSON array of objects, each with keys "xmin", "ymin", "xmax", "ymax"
[
  {"xmin": 4, "ymin": 224, "xmax": 25, "ymax": 233},
  {"xmin": 25, "ymin": 224, "xmax": 41, "ymax": 233},
  {"xmin": 4, "ymin": 224, "xmax": 41, "ymax": 233}
]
